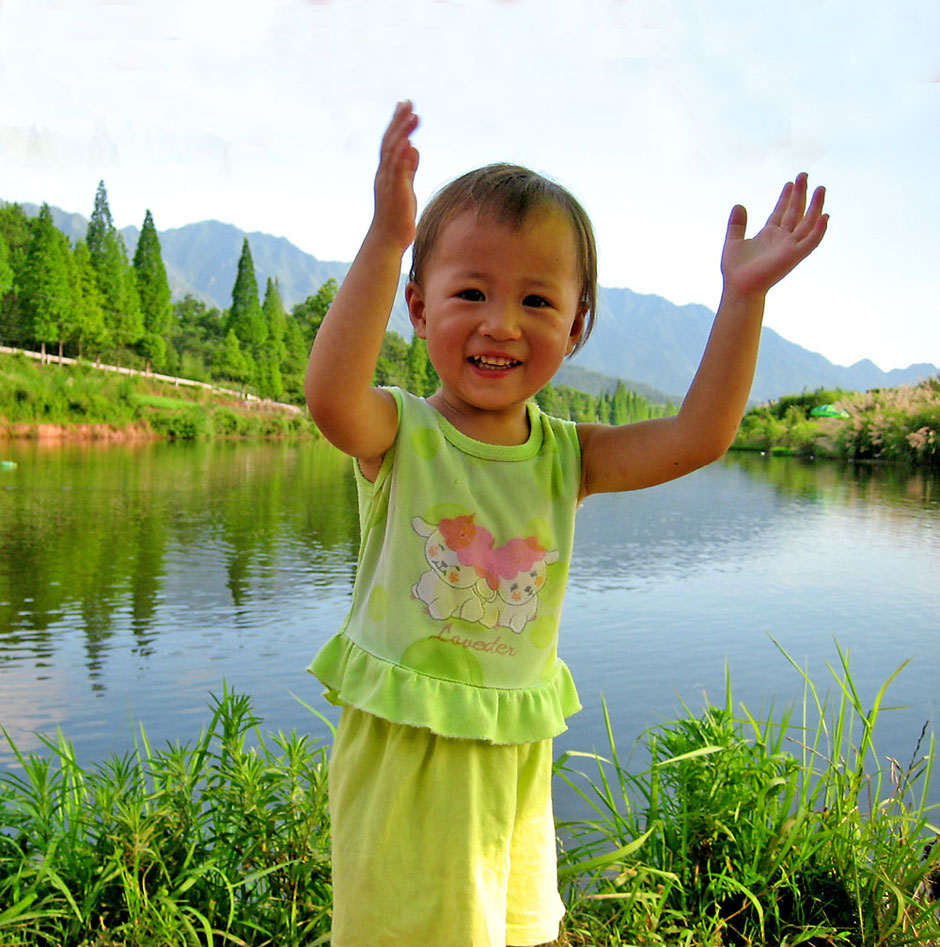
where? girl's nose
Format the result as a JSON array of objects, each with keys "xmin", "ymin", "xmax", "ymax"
[{"xmin": 479, "ymin": 302, "xmax": 522, "ymax": 340}]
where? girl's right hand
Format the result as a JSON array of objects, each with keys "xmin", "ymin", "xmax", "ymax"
[{"xmin": 372, "ymin": 100, "xmax": 420, "ymax": 251}]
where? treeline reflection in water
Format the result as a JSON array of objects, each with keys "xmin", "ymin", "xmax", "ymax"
[{"xmin": 1, "ymin": 438, "xmax": 938, "ymax": 807}]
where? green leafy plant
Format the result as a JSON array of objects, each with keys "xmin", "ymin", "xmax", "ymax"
[{"xmin": 556, "ymin": 644, "xmax": 940, "ymax": 946}]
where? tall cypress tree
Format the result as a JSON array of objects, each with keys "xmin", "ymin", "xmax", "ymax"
[
  {"xmin": 71, "ymin": 240, "xmax": 107, "ymax": 360},
  {"xmin": 258, "ymin": 277, "xmax": 286, "ymax": 400},
  {"xmin": 0, "ymin": 203, "xmax": 33, "ymax": 348},
  {"xmin": 226, "ymin": 239, "xmax": 266, "ymax": 347},
  {"xmin": 86, "ymin": 181, "xmax": 142, "ymax": 366},
  {"xmin": 133, "ymin": 209, "xmax": 173, "ymax": 373},
  {"xmin": 21, "ymin": 204, "xmax": 71, "ymax": 361},
  {"xmin": 0, "ymin": 232, "xmax": 12, "ymax": 301}
]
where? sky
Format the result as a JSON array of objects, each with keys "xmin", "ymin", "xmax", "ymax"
[{"xmin": 1, "ymin": 0, "xmax": 938, "ymax": 371}]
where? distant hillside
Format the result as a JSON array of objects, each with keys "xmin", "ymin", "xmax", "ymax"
[
  {"xmin": 576, "ymin": 287, "xmax": 937, "ymax": 404},
  {"xmin": 10, "ymin": 201, "xmax": 938, "ymax": 404}
]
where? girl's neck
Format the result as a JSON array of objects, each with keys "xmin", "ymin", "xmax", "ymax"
[{"xmin": 426, "ymin": 392, "xmax": 531, "ymax": 446}]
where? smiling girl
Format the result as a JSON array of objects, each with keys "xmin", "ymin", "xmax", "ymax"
[{"xmin": 305, "ymin": 100, "xmax": 827, "ymax": 947}]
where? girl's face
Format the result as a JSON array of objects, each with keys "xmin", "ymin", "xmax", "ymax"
[{"xmin": 406, "ymin": 206, "xmax": 584, "ymax": 444}]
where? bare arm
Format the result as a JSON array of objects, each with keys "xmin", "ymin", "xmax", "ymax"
[
  {"xmin": 580, "ymin": 173, "xmax": 828, "ymax": 498},
  {"xmin": 305, "ymin": 101, "xmax": 420, "ymax": 468}
]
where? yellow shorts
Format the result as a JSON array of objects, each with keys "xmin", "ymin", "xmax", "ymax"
[{"xmin": 328, "ymin": 706, "xmax": 563, "ymax": 947}]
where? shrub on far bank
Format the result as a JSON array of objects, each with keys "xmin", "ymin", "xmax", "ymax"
[{"xmin": 734, "ymin": 377, "xmax": 940, "ymax": 467}]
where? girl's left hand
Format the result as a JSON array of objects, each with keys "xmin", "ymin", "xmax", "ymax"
[{"xmin": 721, "ymin": 172, "xmax": 828, "ymax": 298}]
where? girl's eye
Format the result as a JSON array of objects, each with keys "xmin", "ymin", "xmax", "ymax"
[
  {"xmin": 457, "ymin": 289, "xmax": 485, "ymax": 302},
  {"xmin": 523, "ymin": 295, "xmax": 551, "ymax": 309}
]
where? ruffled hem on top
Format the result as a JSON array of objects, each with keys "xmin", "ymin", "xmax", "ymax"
[{"xmin": 307, "ymin": 633, "xmax": 582, "ymax": 745}]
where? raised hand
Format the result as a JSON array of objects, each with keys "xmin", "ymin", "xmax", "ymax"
[
  {"xmin": 721, "ymin": 172, "xmax": 828, "ymax": 298},
  {"xmin": 372, "ymin": 100, "xmax": 420, "ymax": 251}
]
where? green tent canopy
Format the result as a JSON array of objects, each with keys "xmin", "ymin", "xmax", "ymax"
[{"xmin": 810, "ymin": 404, "xmax": 851, "ymax": 419}]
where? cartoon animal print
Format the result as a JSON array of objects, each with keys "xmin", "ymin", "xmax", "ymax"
[
  {"xmin": 411, "ymin": 515, "xmax": 498, "ymax": 625},
  {"xmin": 412, "ymin": 515, "xmax": 556, "ymax": 634}
]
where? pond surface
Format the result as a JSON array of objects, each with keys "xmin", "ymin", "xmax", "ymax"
[{"xmin": 1, "ymin": 438, "xmax": 938, "ymax": 808}]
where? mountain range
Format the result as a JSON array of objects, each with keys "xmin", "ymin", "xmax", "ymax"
[{"xmin": 16, "ymin": 201, "xmax": 939, "ymax": 404}]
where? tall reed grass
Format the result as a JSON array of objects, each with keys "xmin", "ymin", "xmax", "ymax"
[
  {"xmin": 555, "ymin": 643, "xmax": 940, "ymax": 945},
  {"xmin": 1, "ymin": 653, "xmax": 937, "ymax": 945}
]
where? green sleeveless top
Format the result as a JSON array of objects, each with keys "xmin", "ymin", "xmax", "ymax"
[{"xmin": 308, "ymin": 388, "xmax": 583, "ymax": 744}]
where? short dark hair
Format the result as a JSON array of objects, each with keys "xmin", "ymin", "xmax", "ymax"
[{"xmin": 409, "ymin": 164, "xmax": 597, "ymax": 355}]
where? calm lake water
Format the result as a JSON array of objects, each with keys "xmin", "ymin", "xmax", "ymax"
[{"xmin": 1, "ymin": 438, "xmax": 938, "ymax": 809}]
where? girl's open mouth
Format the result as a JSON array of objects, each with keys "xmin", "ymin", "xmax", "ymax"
[{"xmin": 468, "ymin": 355, "xmax": 522, "ymax": 370}]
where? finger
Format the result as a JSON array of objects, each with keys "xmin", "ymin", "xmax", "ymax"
[
  {"xmin": 780, "ymin": 172, "xmax": 809, "ymax": 231},
  {"xmin": 764, "ymin": 180, "xmax": 794, "ymax": 230},
  {"xmin": 725, "ymin": 203, "xmax": 748, "ymax": 243},
  {"xmin": 793, "ymin": 185, "xmax": 826, "ymax": 242},
  {"xmin": 379, "ymin": 101, "xmax": 418, "ymax": 163},
  {"xmin": 799, "ymin": 212, "xmax": 829, "ymax": 257}
]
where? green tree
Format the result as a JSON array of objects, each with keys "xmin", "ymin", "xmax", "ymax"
[
  {"xmin": 257, "ymin": 277, "xmax": 287, "ymax": 400},
  {"xmin": 70, "ymin": 241, "xmax": 108, "ymax": 360},
  {"xmin": 611, "ymin": 380, "xmax": 632, "ymax": 425},
  {"xmin": 215, "ymin": 328, "xmax": 254, "ymax": 391},
  {"xmin": 0, "ymin": 202, "xmax": 34, "ymax": 348},
  {"xmin": 0, "ymin": 230, "xmax": 13, "ymax": 348},
  {"xmin": 86, "ymin": 181, "xmax": 142, "ymax": 366},
  {"xmin": 374, "ymin": 331, "xmax": 409, "ymax": 387},
  {"xmin": 291, "ymin": 277, "xmax": 338, "ymax": 349},
  {"xmin": 133, "ymin": 209, "xmax": 173, "ymax": 373},
  {"xmin": 262, "ymin": 277, "xmax": 286, "ymax": 347},
  {"xmin": 172, "ymin": 295, "xmax": 224, "ymax": 381},
  {"xmin": 280, "ymin": 315, "xmax": 308, "ymax": 403},
  {"xmin": 535, "ymin": 381, "xmax": 558, "ymax": 416},
  {"xmin": 405, "ymin": 333, "xmax": 428, "ymax": 395},
  {"xmin": 226, "ymin": 239, "xmax": 266, "ymax": 348},
  {"xmin": 0, "ymin": 231, "xmax": 12, "ymax": 300},
  {"xmin": 20, "ymin": 205, "xmax": 71, "ymax": 361}
]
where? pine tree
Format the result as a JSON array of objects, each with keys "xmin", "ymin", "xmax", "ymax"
[
  {"xmin": 71, "ymin": 241, "xmax": 108, "ymax": 360},
  {"xmin": 292, "ymin": 277, "xmax": 337, "ymax": 348},
  {"xmin": 226, "ymin": 239, "xmax": 266, "ymax": 347},
  {"xmin": 262, "ymin": 277, "xmax": 286, "ymax": 346},
  {"xmin": 86, "ymin": 181, "xmax": 142, "ymax": 366},
  {"xmin": 535, "ymin": 382, "xmax": 558, "ymax": 416},
  {"xmin": 405, "ymin": 333, "xmax": 439, "ymax": 396},
  {"xmin": 0, "ymin": 203, "xmax": 33, "ymax": 348},
  {"xmin": 611, "ymin": 380, "xmax": 631, "ymax": 425},
  {"xmin": 0, "ymin": 230, "xmax": 13, "ymax": 348},
  {"xmin": 280, "ymin": 315, "xmax": 307, "ymax": 403},
  {"xmin": 0, "ymin": 232, "xmax": 12, "ymax": 301},
  {"xmin": 257, "ymin": 277, "xmax": 287, "ymax": 401},
  {"xmin": 21, "ymin": 205, "xmax": 71, "ymax": 361},
  {"xmin": 133, "ymin": 209, "xmax": 173, "ymax": 373},
  {"xmin": 86, "ymin": 181, "xmax": 115, "ymax": 268},
  {"xmin": 215, "ymin": 328, "xmax": 254, "ymax": 391}
]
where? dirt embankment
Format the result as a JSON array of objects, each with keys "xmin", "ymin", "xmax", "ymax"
[{"xmin": 0, "ymin": 421, "xmax": 159, "ymax": 442}]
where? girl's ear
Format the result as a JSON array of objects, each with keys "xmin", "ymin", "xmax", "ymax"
[
  {"xmin": 406, "ymin": 281, "xmax": 428, "ymax": 338},
  {"xmin": 565, "ymin": 305, "xmax": 587, "ymax": 355}
]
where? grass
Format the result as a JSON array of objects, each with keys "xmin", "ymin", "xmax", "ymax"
[
  {"xmin": 0, "ymin": 352, "xmax": 318, "ymax": 440},
  {"xmin": 1, "ymin": 651, "xmax": 937, "ymax": 945},
  {"xmin": 555, "ymin": 643, "xmax": 940, "ymax": 946},
  {"xmin": 0, "ymin": 686, "xmax": 333, "ymax": 946}
]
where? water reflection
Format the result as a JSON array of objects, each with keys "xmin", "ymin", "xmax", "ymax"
[
  {"xmin": 1, "ymin": 439, "xmax": 358, "ymax": 640},
  {"xmin": 1, "ymin": 443, "xmax": 937, "ymax": 791}
]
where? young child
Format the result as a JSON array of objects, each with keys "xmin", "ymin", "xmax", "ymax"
[{"xmin": 305, "ymin": 100, "xmax": 827, "ymax": 947}]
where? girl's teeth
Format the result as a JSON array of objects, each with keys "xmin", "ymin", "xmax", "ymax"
[{"xmin": 473, "ymin": 356, "xmax": 518, "ymax": 368}]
